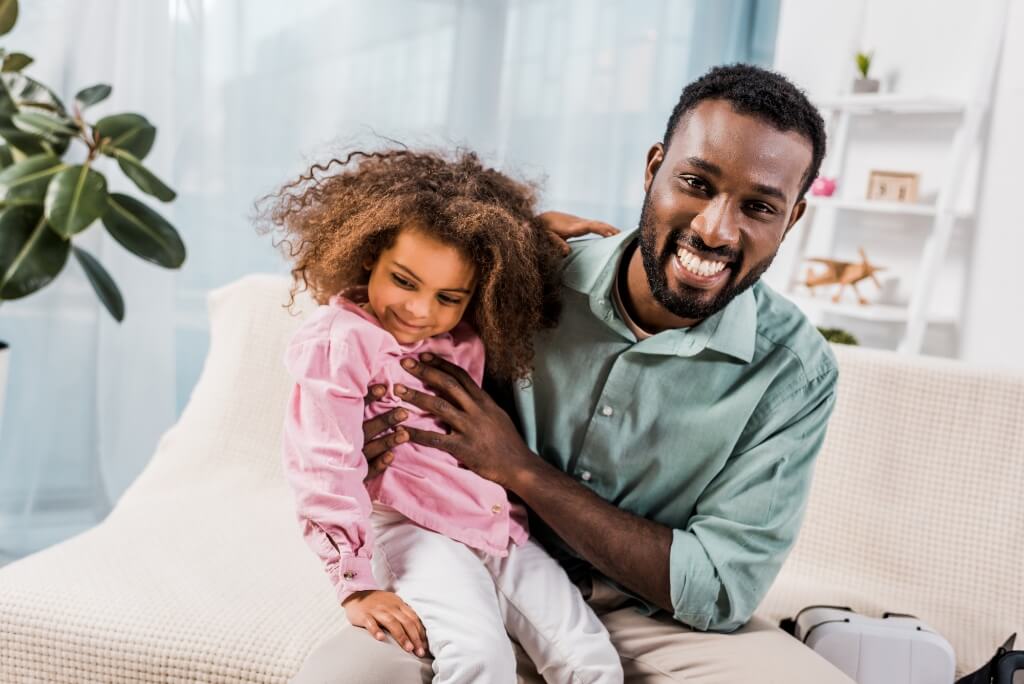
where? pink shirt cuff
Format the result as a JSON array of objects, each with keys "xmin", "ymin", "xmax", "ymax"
[{"xmin": 334, "ymin": 555, "xmax": 379, "ymax": 605}]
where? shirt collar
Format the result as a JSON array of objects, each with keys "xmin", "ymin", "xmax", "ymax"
[{"xmin": 562, "ymin": 228, "xmax": 757, "ymax": 363}]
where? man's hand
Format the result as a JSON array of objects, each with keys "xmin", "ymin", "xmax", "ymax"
[
  {"xmin": 343, "ymin": 590, "xmax": 428, "ymax": 657},
  {"xmin": 539, "ymin": 210, "xmax": 619, "ymax": 255},
  {"xmin": 392, "ymin": 354, "xmax": 537, "ymax": 489},
  {"xmin": 361, "ymin": 384, "xmax": 408, "ymax": 482}
]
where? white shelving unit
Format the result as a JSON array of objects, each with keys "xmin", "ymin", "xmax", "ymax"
[{"xmin": 782, "ymin": 5, "xmax": 1008, "ymax": 354}]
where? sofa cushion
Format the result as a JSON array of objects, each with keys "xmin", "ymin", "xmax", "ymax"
[{"xmin": 756, "ymin": 344, "xmax": 1024, "ymax": 674}]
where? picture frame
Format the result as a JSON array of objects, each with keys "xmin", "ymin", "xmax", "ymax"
[{"xmin": 866, "ymin": 170, "xmax": 920, "ymax": 203}]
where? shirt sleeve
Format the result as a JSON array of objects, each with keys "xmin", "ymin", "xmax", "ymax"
[
  {"xmin": 668, "ymin": 365, "xmax": 838, "ymax": 631},
  {"xmin": 282, "ymin": 322, "xmax": 385, "ymax": 605}
]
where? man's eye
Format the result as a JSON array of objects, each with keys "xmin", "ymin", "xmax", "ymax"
[
  {"xmin": 681, "ymin": 176, "xmax": 708, "ymax": 193},
  {"xmin": 747, "ymin": 202, "xmax": 774, "ymax": 214},
  {"xmin": 392, "ymin": 274, "xmax": 414, "ymax": 288}
]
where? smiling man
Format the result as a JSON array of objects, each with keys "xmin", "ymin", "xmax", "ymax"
[{"xmin": 293, "ymin": 64, "xmax": 852, "ymax": 683}]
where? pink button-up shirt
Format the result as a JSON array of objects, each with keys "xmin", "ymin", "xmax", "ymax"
[{"xmin": 282, "ymin": 291, "xmax": 529, "ymax": 604}]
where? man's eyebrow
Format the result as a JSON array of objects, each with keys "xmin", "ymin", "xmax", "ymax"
[
  {"xmin": 393, "ymin": 261, "xmax": 472, "ymax": 294},
  {"xmin": 684, "ymin": 156, "xmax": 788, "ymax": 204},
  {"xmin": 751, "ymin": 183, "xmax": 788, "ymax": 203},
  {"xmin": 685, "ymin": 156, "xmax": 721, "ymax": 176}
]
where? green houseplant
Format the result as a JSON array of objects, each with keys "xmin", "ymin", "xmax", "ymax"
[
  {"xmin": 0, "ymin": 0, "xmax": 185, "ymax": 421},
  {"xmin": 853, "ymin": 50, "xmax": 880, "ymax": 93}
]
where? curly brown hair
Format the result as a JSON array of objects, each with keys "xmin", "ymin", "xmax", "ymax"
[{"xmin": 257, "ymin": 147, "xmax": 563, "ymax": 382}]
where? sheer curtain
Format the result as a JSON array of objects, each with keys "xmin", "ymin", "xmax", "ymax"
[{"xmin": 0, "ymin": 0, "xmax": 778, "ymax": 560}]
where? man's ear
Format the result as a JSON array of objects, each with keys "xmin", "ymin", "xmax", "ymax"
[
  {"xmin": 782, "ymin": 198, "xmax": 808, "ymax": 242},
  {"xmin": 644, "ymin": 143, "xmax": 664, "ymax": 194}
]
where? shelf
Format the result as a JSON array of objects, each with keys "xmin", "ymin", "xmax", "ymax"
[
  {"xmin": 814, "ymin": 94, "xmax": 967, "ymax": 114},
  {"xmin": 805, "ymin": 197, "xmax": 970, "ymax": 220},
  {"xmin": 787, "ymin": 293, "xmax": 956, "ymax": 325}
]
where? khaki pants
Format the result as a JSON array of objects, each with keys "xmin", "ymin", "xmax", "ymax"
[{"xmin": 291, "ymin": 576, "xmax": 854, "ymax": 683}]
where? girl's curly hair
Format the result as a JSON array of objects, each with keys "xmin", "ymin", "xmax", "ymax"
[{"xmin": 257, "ymin": 147, "xmax": 562, "ymax": 382}]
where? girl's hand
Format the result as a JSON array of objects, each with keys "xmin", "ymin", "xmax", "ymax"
[
  {"xmin": 343, "ymin": 590, "xmax": 428, "ymax": 657},
  {"xmin": 538, "ymin": 210, "xmax": 620, "ymax": 255}
]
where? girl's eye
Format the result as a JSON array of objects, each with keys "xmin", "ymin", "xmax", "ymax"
[
  {"xmin": 437, "ymin": 294, "xmax": 463, "ymax": 306},
  {"xmin": 391, "ymin": 274, "xmax": 414, "ymax": 288}
]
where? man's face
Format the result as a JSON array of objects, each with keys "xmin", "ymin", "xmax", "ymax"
[{"xmin": 638, "ymin": 99, "xmax": 812, "ymax": 322}]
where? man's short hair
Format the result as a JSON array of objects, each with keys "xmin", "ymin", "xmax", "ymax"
[{"xmin": 663, "ymin": 64, "xmax": 826, "ymax": 199}]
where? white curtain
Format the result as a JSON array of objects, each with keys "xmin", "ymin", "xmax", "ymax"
[{"xmin": 0, "ymin": 0, "xmax": 778, "ymax": 559}]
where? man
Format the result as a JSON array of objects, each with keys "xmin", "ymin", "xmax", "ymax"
[{"xmin": 293, "ymin": 64, "xmax": 852, "ymax": 683}]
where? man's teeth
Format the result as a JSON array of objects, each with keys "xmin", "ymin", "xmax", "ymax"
[{"xmin": 676, "ymin": 247, "xmax": 727, "ymax": 277}]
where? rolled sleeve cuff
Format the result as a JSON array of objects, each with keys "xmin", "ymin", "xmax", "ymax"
[
  {"xmin": 333, "ymin": 555, "xmax": 379, "ymax": 605},
  {"xmin": 669, "ymin": 529, "xmax": 718, "ymax": 631}
]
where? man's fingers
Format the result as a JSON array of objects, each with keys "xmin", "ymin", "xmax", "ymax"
[
  {"xmin": 364, "ymin": 384, "xmax": 386, "ymax": 405},
  {"xmin": 364, "ymin": 615, "xmax": 385, "ymax": 641},
  {"xmin": 418, "ymin": 353, "xmax": 482, "ymax": 397},
  {"xmin": 363, "ymin": 449, "xmax": 394, "ymax": 481},
  {"xmin": 400, "ymin": 357, "xmax": 475, "ymax": 410},
  {"xmin": 393, "ymin": 384, "xmax": 465, "ymax": 430},
  {"xmin": 361, "ymin": 407, "xmax": 408, "ymax": 441},
  {"xmin": 403, "ymin": 426, "xmax": 457, "ymax": 453}
]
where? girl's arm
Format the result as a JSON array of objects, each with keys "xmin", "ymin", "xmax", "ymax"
[{"xmin": 282, "ymin": 323, "xmax": 384, "ymax": 605}]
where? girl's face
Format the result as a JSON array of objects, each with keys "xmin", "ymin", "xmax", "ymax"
[{"xmin": 364, "ymin": 226, "xmax": 476, "ymax": 344}]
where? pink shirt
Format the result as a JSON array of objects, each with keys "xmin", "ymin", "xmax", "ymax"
[{"xmin": 282, "ymin": 290, "xmax": 529, "ymax": 604}]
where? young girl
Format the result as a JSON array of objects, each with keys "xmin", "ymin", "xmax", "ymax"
[{"xmin": 264, "ymin": 148, "xmax": 623, "ymax": 683}]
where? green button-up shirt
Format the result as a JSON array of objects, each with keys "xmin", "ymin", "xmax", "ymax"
[{"xmin": 512, "ymin": 229, "xmax": 838, "ymax": 632}]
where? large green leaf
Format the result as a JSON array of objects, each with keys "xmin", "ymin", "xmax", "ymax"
[
  {"xmin": 0, "ymin": 207, "xmax": 70, "ymax": 300},
  {"xmin": 0, "ymin": 144, "xmax": 12, "ymax": 168},
  {"xmin": 45, "ymin": 164, "xmax": 108, "ymax": 237},
  {"xmin": 95, "ymin": 113, "xmax": 155, "ymax": 160},
  {"xmin": 1, "ymin": 52, "xmax": 31, "ymax": 72},
  {"xmin": 102, "ymin": 193, "xmax": 185, "ymax": 268},
  {"xmin": 0, "ymin": 153, "xmax": 65, "ymax": 206},
  {"xmin": 113, "ymin": 149, "xmax": 175, "ymax": 202},
  {"xmin": 0, "ymin": 0, "xmax": 18, "ymax": 38},
  {"xmin": 11, "ymin": 110, "xmax": 78, "ymax": 143},
  {"xmin": 0, "ymin": 125, "xmax": 51, "ymax": 156},
  {"xmin": 1, "ymin": 72, "xmax": 67, "ymax": 115},
  {"xmin": 72, "ymin": 245, "xmax": 123, "ymax": 322},
  {"xmin": 75, "ymin": 84, "xmax": 111, "ymax": 109}
]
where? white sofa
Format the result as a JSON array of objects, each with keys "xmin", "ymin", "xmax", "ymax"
[{"xmin": 1, "ymin": 274, "xmax": 1021, "ymax": 682}]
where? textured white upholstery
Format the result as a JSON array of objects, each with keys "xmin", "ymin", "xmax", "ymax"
[{"xmin": 1, "ymin": 274, "xmax": 1021, "ymax": 681}]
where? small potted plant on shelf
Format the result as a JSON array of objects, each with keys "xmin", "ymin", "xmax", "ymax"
[
  {"xmin": 853, "ymin": 51, "xmax": 880, "ymax": 93},
  {"xmin": 0, "ymin": 0, "xmax": 186, "ymax": 432}
]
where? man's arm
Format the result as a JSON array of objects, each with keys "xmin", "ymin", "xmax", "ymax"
[{"xmin": 512, "ymin": 456, "xmax": 673, "ymax": 611}]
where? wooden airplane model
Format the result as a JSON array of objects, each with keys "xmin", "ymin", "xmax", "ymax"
[{"xmin": 803, "ymin": 248, "xmax": 885, "ymax": 305}]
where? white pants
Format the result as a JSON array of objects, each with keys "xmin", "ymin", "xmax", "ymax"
[{"xmin": 370, "ymin": 505, "xmax": 623, "ymax": 684}]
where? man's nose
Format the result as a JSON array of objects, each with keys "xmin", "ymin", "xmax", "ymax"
[{"xmin": 690, "ymin": 196, "xmax": 740, "ymax": 250}]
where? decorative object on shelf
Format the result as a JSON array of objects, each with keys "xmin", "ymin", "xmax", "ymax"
[
  {"xmin": 810, "ymin": 175, "xmax": 837, "ymax": 197},
  {"xmin": 0, "ymin": 0, "xmax": 186, "ymax": 427},
  {"xmin": 816, "ymin": 327, "xmax": 859, "ymax": 345},
  {"xmin": 866, "ymin": 169, "xmax": 919, "ymax": 203},
  {"xmin": 803, "ymin": 248, "xmax": 885, "ymax": 305},
  {"xmin": 853, "ymin": 51, "xmax": 880, "ymax": 93}
]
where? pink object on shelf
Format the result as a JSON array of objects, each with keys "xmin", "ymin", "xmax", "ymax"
[{"xmin": 811, "ymin": 176, "xmax": 837, "ymax": 197}]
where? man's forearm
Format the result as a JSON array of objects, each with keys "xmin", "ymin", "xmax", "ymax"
[{"xmin": 509, "ymin": 456, "xmax": 673, "ymax": 612}]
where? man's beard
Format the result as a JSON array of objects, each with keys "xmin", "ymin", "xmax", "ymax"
[{"xmin": 638, "ymin": 192, "xmax": 776, "ymax": 321}]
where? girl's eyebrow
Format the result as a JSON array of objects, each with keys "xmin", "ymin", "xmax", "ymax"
[{"xmin": 393, "ymin": 261, "xmax": 472, "ymax": 294}]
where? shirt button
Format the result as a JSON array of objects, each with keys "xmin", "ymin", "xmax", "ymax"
[
  {"xmin": 601, "ymin": 405, "xmax": 614, "ymax": 417},
  {"xmin": 491, "ymin": 504, "xmax": 503, "ymax": 514},
  {"xmin": 342, "ymin": 571, "xmax": 356, "ymax": 580},
  {"xmin": 580, "ymin": 471, "xmax": 592, "ymax": 482}
]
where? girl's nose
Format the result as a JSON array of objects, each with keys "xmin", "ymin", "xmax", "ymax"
[{"xmin": 405, "ymin": 297, "xmax": 430, "ymax": 319}]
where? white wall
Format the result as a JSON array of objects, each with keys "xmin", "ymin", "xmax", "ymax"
[{"xmin": 769, "ymin": 0, "xmax": 1023, "ymax": 369}]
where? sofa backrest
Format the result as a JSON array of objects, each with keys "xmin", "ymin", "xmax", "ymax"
[{"xmin": 758, "ymin": 343, "xmax": 1024, "ymax": 673}]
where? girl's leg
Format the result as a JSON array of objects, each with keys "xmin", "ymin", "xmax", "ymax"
[
  {"xmin": 372, "ymin": 509, "xmax": 517, "ymax": 684},
  {"xmin": 478, "ymin": 538, "xmax": 624, "ymax": 684}
]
